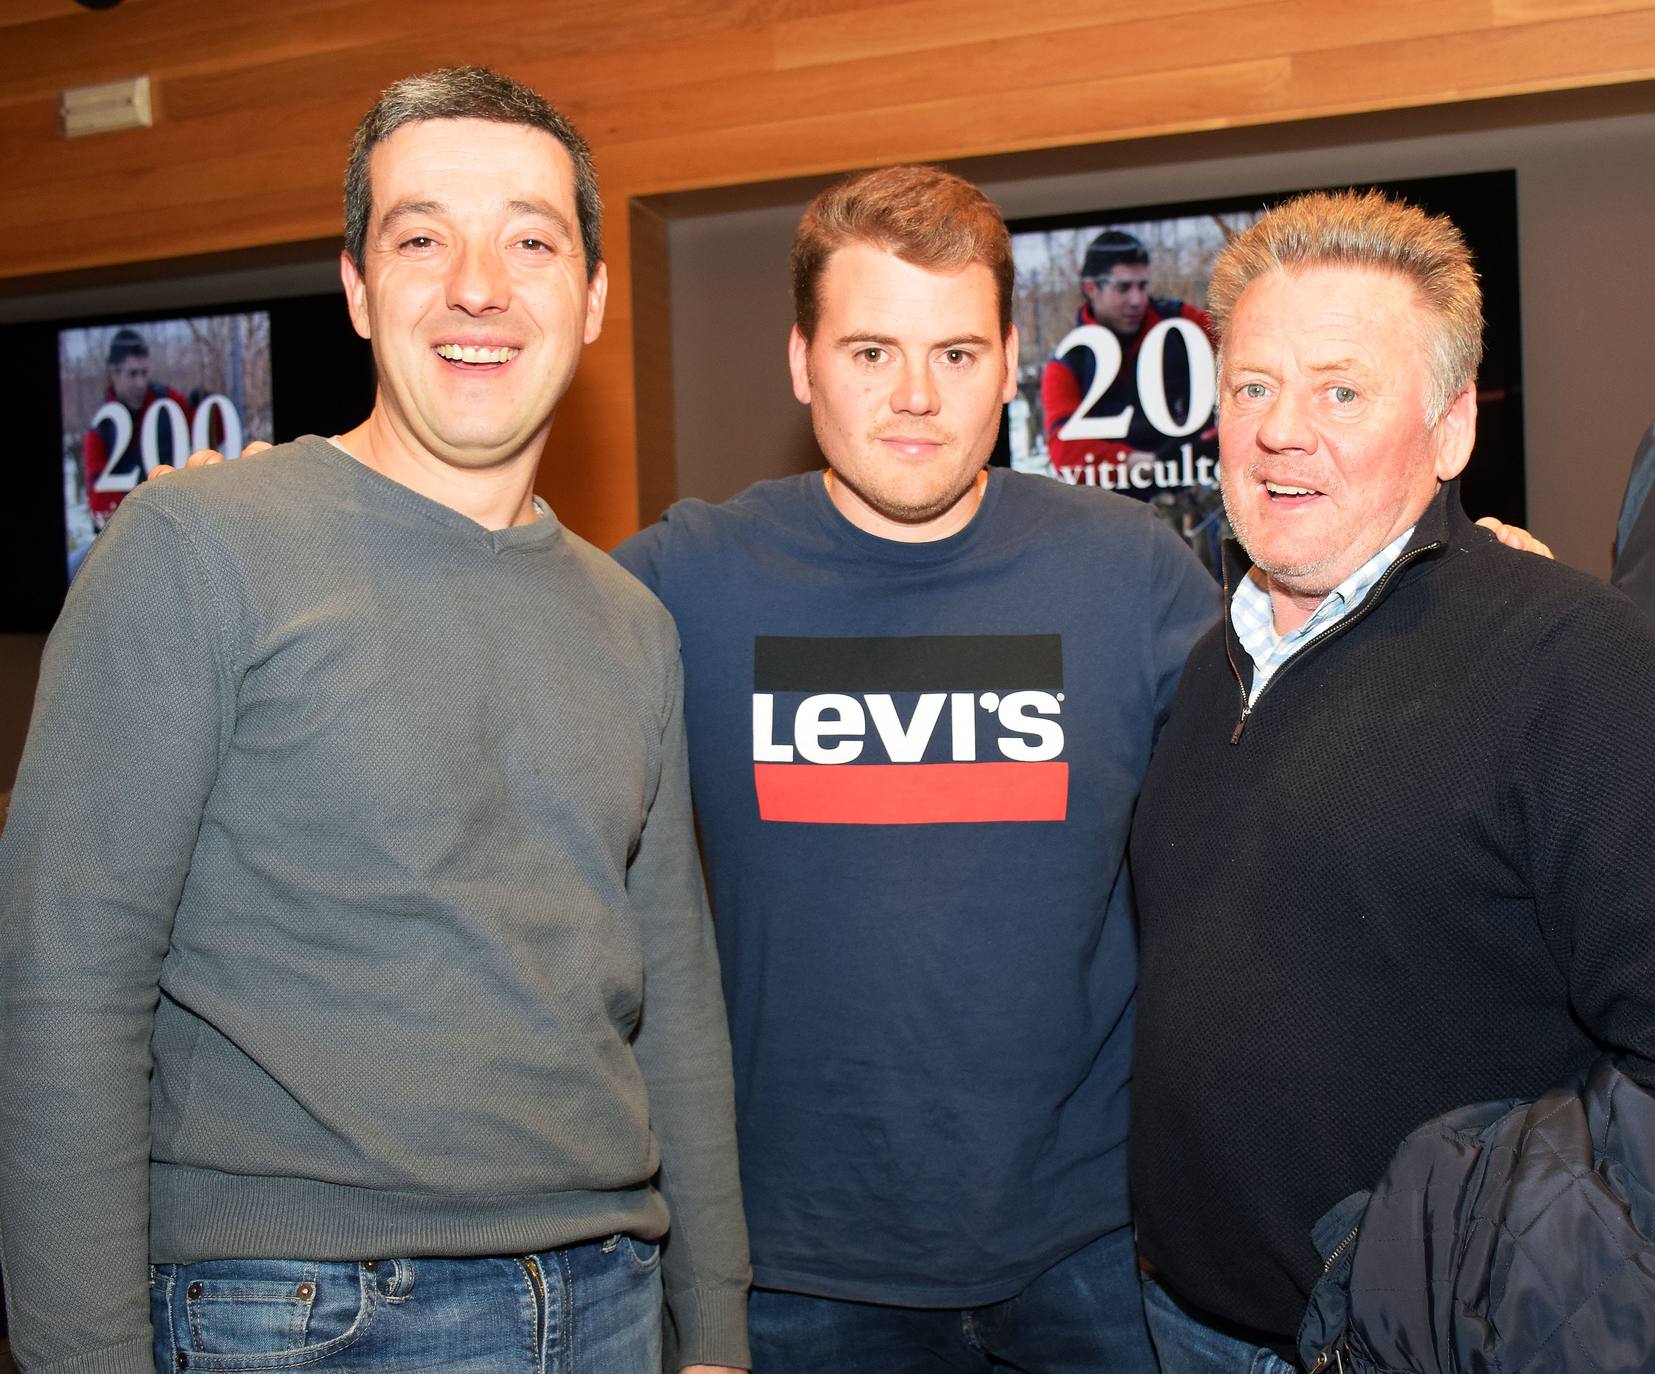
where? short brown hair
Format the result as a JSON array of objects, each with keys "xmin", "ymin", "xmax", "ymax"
[
  {"xmin": 1208, "ymin": 189, "xmax": 1482, "ymax": 424},
  {"xmin": 790, "ymin": 165, "xmax": 1014, "ymax": 341},
  {"xmin": 344, "ymin": 66, "xmax": 602, "ymax": 281}
]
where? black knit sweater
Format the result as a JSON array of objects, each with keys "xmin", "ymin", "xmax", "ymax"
[{"xmin": 1129, "ymin": 483, "xmax": 1655, "ymax": 1351}]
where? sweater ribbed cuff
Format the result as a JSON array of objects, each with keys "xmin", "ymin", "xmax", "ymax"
[
  {"xmin": 25, "ymin": 1334, "xmax": 154, "ymax": 1374},
  {"xmin": 669, "ymin": 1282, "xmax": 751, "ymax": 1369}
]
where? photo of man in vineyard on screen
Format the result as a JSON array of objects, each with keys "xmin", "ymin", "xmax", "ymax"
[
  {"xmin": 1015, "ymin": 210, "xmax": 1262, "ymax": 577},
  {"xmin": 61, "ymin": 314, "xmax": 271, "ymax": 577}
]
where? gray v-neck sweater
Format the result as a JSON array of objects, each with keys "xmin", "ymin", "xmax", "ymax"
[{"xmin": 0, "ymin": 437, "xmax": 748, "ymax": 1373}]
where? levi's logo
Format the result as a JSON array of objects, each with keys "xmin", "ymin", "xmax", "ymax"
[{"xmin": 751, "ymin": 634, "xmax": 1067, "ymax": 825}]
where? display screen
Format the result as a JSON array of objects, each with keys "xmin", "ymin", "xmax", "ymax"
[
  {"xmin": 59, "ymin": 312, "xmax": 274, "ymax": 580},
  {"xmin": 1004, "ymin": 170, "xmax": 1525, "ymax": 578},
  {"xmin": 2, "ymin": 289, "xmax": 374, "ymax": 632}
]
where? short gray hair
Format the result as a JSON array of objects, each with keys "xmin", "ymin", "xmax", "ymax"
[
  {"xmin": 343, "ymin": 66, "xmax": 602, "ymax": 280},
  {"xmin": 1209, "ymin": 189, "xmax": 1482, "ymax": 424}
]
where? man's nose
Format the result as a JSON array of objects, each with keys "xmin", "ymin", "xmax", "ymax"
[
  {"xmin": 1255, "ymin": 388, "xmax": 1316, "ymax": 452},
  {"xmin": 447, "ymin": 242, "xmax": 510, "ymax": 315},
  {"xmin": 890, "ymin": 358, "xmax": 940, "ymax": 416}
]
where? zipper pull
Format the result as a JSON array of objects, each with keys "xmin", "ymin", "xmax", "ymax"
[
  {"xmin": 1305, "ymin": 1342, "xmax": 1348, "ymax": 1374},
  {"xmin": 1230, "ymin": 706, "xmax": 1249, "ymax": 745}
]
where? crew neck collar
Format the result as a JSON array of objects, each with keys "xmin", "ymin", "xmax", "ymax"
[{"xmin": 805, "ymin": 466, "xmax": 1004, "ymax": 565}]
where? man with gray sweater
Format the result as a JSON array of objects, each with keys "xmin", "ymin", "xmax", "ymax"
[{"xmin": 0, "ymin": 68, "xmax": 748, "ymax": 1374}]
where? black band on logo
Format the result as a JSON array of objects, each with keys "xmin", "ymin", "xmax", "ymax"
[{"xmin": 753, "ymin": 635, "xmax": 1062, "ymax": 692}]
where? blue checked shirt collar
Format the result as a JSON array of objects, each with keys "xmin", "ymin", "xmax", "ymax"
[{"xmin": 1232, "ymin": 526, "xmax": 1415, "ymax": 705}]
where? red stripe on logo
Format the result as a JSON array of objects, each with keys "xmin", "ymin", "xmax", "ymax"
[{"xmin": 754, "ymin": 762, "xmax": 1068, "ymax": 824}]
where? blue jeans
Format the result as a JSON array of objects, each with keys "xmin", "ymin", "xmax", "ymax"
[
  {"xmin": 1140, "ymin": 1274, "xmax": 1297, "ymax": 1374},
  {"xmin": 748, "ymin": 1226, "xmax": 1154, "ymax": 1373},
  {"xmin": 149, "ymin": 1236, "xmax": 662, "ymax": 1373}
]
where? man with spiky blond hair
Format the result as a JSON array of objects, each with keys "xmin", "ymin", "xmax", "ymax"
[{"xmin": 1129, "ymin": 189, "xmax": 1655, "ymax": 1374}]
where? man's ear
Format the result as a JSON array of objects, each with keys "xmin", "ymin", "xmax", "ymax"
[
  {"xmin": 340, "ymin": 250, "xmax": 370, "ymax": 342},
  {"xmin": 583, "ymin": 261, "xmax": 608, "ymax": 346},
  {"xmin": 788, "ymin": 325, "xmax": 813, "ymax": 406},
  {"xmin": 1432, "ymin": 382, "xmax": 1478, "ymax": 482},
  {"xmin": 1001, "ymin": 324, "xmax": 1020, "ymax": 405}
]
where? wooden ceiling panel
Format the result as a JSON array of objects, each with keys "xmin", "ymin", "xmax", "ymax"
[
  {"xmin": 773, "ymin": 0, "xmax": 1261, "ymax": 69},
  {"xmin": 582, "ymin": 2, "xmax": 1500, "ymax": 152},
  {"xmin": 2, "ymin": 0, "xmax": 366, "ymax": 105},
  {"xmin": 1286, "ymin": 6, "xmax": 1655, "ymax": 110},
  {"xmin": 598, "ymin": 56, "xmax": 1292, "ymax": 192},
  {"xmin": 1494, "ymin": 0, "xmax": 1655, "ymax": 19}
]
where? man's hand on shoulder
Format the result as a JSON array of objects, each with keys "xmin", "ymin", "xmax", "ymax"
[
  {"xmin": 150, "ymin": 438, "xmax": 273, "ymax": 478},
  {"xmin": 1476, "ymin": 515, "xmax": 1554, "ymax": 560}
]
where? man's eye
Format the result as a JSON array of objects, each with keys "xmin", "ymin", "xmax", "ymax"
[
  {"xmin": 401, "ymin": 236, "xmax": 437, "ymax": 250},
  {"xmin": 1331, "ymin": 385, "xmax": 1358, "ymax": 404},
  {"xmin": 520, "ymin": 238, "xmax": 551, "ymax": 252},
  {"xmin": 858, "ymin": 348, "xmax": 885, "ymax": 363},
  {"xmin": 942, "ymin": 349, "xmax": 972, "ymax": 365},
  {"xmin": 1241, "ymin": 382, "xmax": 1268, "ymax": 399}
]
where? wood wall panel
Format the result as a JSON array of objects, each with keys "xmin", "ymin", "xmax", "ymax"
[
  {"xmin": 5, "ymin": 0, "xmax": 1655, "ymax": 546},
  {"xmin": 771, "ymin": 0, "xmax": 1243, "ymax": 68},
  {"xmin": 599, "ymin": 58, "xmax": 1295, "ymax": 192},
  {"xmin": 1494, "ymin": 0, "xmax": 1655, "ymax": 21}
]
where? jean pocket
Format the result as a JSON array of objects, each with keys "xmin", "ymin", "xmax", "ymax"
[
  {"xmin": 622, "ymin": 1236, "xmax": 661, "ymax": 1271},
  {"xmin": 157, "ymin": 1259, "xmax": 375, "ymax": 1370}
]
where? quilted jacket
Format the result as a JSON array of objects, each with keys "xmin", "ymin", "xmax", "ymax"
[{"xmin": 1297, "ymin": 1057, "xmax": 1655, "ymax": 1373}]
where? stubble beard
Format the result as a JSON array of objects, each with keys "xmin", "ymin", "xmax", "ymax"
[
  {"xmin": 1220, "ymin": 476, "xmax": 1342, "ymax": 597},
  {"xmin": 828, "ymin": 448, "xmax": 984, "ymax": 529}
]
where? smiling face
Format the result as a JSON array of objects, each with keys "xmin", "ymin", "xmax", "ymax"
[
  {"xmin": 788, "ymin": 242, "xmax": 1017, "ymax": 542},
  {"xmin": 1218, "ymin": 265, "xmax": 1476, "ymax": 628},
  {"xmin": 1082, "ymin": 262, "xmax": 1152, "ymax": 335},
  {"xmin": 339, "ymin": 116, "xmax": 606, "ymax": 481}
]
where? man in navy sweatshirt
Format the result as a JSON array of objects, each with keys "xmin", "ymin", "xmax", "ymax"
[{"xmin": 614, "ymin": 165, "xmax": 1217, "ymax": 1373}]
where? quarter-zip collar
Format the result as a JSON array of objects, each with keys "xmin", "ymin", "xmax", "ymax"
[
  {"xmin": 1232, "ymin": 525, "xmax": 1415, "ymax": 705},
  {"xmin": 1221, "ymin": 479, "xmax": 1465, "ymax": 743}
]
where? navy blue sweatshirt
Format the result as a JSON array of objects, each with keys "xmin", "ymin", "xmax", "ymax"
[{"xmin": 617, "ymin": 468, "xmax": 1217, "ymax": 1305}]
